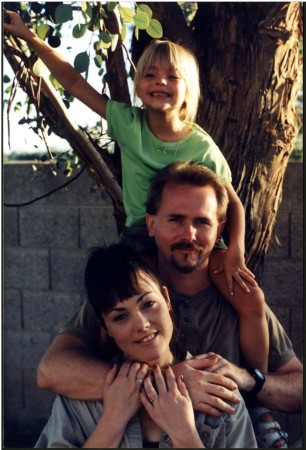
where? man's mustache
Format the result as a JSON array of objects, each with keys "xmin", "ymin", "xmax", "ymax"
[{"xmin": 170, "ymin": 241, "xmax": 204, "ymax": 252}]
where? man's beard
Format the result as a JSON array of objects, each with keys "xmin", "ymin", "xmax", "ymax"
[{"xmin": 170, "ymin": 240, "xmax": 205, "ymax": 273}]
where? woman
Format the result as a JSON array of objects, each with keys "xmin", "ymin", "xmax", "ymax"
[{"xmin": 35, "ymin": 243, "xmax": 257, "ymax": 448}]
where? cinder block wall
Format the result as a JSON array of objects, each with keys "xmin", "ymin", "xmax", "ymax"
[{"xmin": 3, "ymin": 162, "xmax": 303, "ymax": 447}]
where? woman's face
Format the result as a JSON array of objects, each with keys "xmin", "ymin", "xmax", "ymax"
[{"xmin": 103, "ymin": 272, "xmax": 174, "ymax": 367}]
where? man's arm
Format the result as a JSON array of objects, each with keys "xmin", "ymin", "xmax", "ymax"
[
  {"xmin": 256, "ymin": 356, "xmax": 302, "ymax": 412},
  {"xmin": 201, "ymin": 353, "xmax": 303, "ymax": 412},
  {"xmin": 172, "ymin": 355, "xmax": 242, "ymax": 417},
  {"xmin": 37, "ymin": 334, "xmax": 111, "ymax": 400}
]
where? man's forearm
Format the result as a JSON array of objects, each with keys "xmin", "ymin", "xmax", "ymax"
[
  {"xmin": 256, "ymin": 371, "xmax": 302, "ymax": 412},
  {"xmin": 37, "ymin": 335, "xmax": 111, "ymax": 400}
]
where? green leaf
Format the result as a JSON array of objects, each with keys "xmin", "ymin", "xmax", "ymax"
[
  {"xmin": 15, "ymin": 102, "xmax": 22, "ymax": 112},
  {"xmin": 3, "ymin": 75, "xmax": 10, "ymax": 83},
  {"xmin": 81, "ymin": 2, "xmax": 88, "ymax": 11},
  {"xmin": 48, "ymin": 35, "xmax": 61, "ymax": 48},
  {"xmin": 135, "ymin": 27, "xmax": 139, "ymax": 41},
  {"xmin": 94, "ymin": 54, "xmax": 103, "ymax": 68},
  {"xmin": 121, "ymin": 20, "xmax": 127, "ymax": 41},
  {"xmin": 118, "ymin": 5, "xmax": 134, "ymax": 23},
  {"xmin": 137, "ymin": 4, "xmax": 152, "ymax": 19},
  {"xmin": 87, "ymin": 15, "xmax": 100, "ymax": 32},
  {"xmin": 37, "ymin": 24, "xmax": 51, "ymax": 40},
  {"xmin": 133, "ymin": 12, "xmax": 150, "ymax": 30},
  {"xmin": 72, "ymin": 23, "xmax": 87, "ymax": 38},
  {"xmin": 146, "ymin": 19, "xmax": 163, "ymax": 38},
  {"xmin": 82, "ymin": 3, "xmax": 93, "ymax": 21},
  {"xmin": 31, "ymin": 3, "xmax": 44, "ymax": 14},
  {"xmin": 74, "ymin": 51, "xmax": 90, "ymax": 73},
  {"xmin": 55, "ymin": 4, "xmax": 73, "ymax": 24},
  {"xmin": 99, "ymin": 31, "xmax": 112, "ymax": 49},
  {"xmin": 106, "ymin": 2, "xmax": 116, "ymax": 12}
]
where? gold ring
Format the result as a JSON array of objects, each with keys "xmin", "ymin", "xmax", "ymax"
[{"xmin": 136, "ymin": 378, "xmax": 143, "ymax": 384}]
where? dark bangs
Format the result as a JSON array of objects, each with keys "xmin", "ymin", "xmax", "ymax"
[{"xmin": 84, "ymin": 244, "xmax": 162, "ymax": 325}]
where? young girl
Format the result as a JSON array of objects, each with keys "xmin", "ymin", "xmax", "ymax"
[
  {"xmin": 4, "ymin": 11, "xmax": 268, "ymax": 371},
  {"xmin": 34, "ymin": 243, "xmax": 257, "ymax": 448}
]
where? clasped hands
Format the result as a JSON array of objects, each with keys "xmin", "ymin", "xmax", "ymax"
[{"xmin": 102, "ymin": 352, "xmax": 243, "ymax": 426}]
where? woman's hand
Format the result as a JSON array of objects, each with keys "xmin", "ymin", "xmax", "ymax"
[
  {"xmin": 140, "ymin": 366, "xmax": 204, "ymax": 448},
  {"xmin": 103, "ymin": 361, "xmax": 149, "ymax": 427}
]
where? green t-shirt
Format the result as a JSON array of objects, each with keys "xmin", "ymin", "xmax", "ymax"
[{"xmin": 106, "ymin": 100, "xmax": 232, "ymax": 227}]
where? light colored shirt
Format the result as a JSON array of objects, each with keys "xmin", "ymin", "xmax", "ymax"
[{"xmin": 106, "ymin": 100, "xmax": 232, "ymax": 227}]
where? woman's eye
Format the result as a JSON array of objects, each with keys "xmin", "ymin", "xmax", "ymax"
[
  {"xmin": 143, "ymin": 301, "xmax": 155, "ymax": 310},
  {"xmin": 145, "ymin": 73, "xmax": 154, "ymax": 78},
  {"xmin": 113, "ymin": 314, "xmax": 127, "ymax": 322}
]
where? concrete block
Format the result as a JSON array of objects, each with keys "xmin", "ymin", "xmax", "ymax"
[
  {"xmin": 4, "ymin": 163, "xmax": 39, "ymax": 204},
  {"xmin": 4, "ymin": 163, "xmax": 113, "ymax": 207},
  {"xmin": 79, "ymin": 206, "xmax": 119, "ymax": 248},
  {"xmin": 291, "ymin": 209, "xmax": 303, "ymax": 259},
  {"xmin": 23, "ymin": 289, "xmax": 83, "ymax": 333},
  {"xmin": 24, "ymin": 369, "xmax": 55, "ymax": 420},
  {"xmin": 280, "ymin": 162, "xmax": 303, "ymax": 210},
  {"xmin": 50, "ymin": 248, "xmax": 86, "ymax": 292},
  {"xmin": 4, "ymin": 247, "xmax": 50, "ymax": 290},
  {"xmin": 4, "ymin": 330, "xmax": 52, "ymax": 370},
  {"xmin": 3, "ymin": 207, "xmax": 19, "ymax": 246},
  {"xmin": 19, "ymin": 206, "xmax": 79, "ymax": 248},
  {"xmin": 290, "ymin": 308, "xmax": 303, "ymax": 361},
  {"xmin": 260, "ymin": 259, "xmax": 302, "ymax": 307},
  {"xmin": 3, "ymin": 288, "xmax": 22, "ymax": 330},
  {"xmin": 53, "ymin": 175, "xmax": 114, "ymax": 206},
  {"xmin": 3, "ymin": 367, "xmax": 24, "ymax": 416}
]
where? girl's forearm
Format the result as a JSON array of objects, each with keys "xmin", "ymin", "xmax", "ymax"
[{"xmin": 23, "ymin": 33, "xmax": 86, "ymax": 96}]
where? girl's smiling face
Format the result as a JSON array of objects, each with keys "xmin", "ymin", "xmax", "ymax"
[
  {"xmin": 103, "ymin": 272, "xmax": 174, "ymax": 367},
  {"xmin": 137, "ymin": 61, "xmax": 187, "ymax": 115}
]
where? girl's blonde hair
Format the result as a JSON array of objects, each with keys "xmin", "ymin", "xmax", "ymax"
[{"xmin": 134, "ymin": 40, "xmax": 200, "ymax": 123}]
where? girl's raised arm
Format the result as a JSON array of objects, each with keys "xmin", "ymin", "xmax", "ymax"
[{"xmin": 4, "ymin": 10, "xmax": 107, "ymax": 119}]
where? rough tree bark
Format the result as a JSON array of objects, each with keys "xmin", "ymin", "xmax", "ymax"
[{"xmin": 194, "ymin": 2, "xmax": 302, "ymax": 276}]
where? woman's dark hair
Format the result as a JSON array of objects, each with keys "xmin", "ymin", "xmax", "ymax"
[{"xmin": 84, "ymin": 243, "xmax": 181, "ymax": 361}]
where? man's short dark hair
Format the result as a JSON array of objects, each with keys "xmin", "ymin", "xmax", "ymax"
[{"xmin": 146, "ymin": 161, "xmax": 229, "ymax": 221}]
